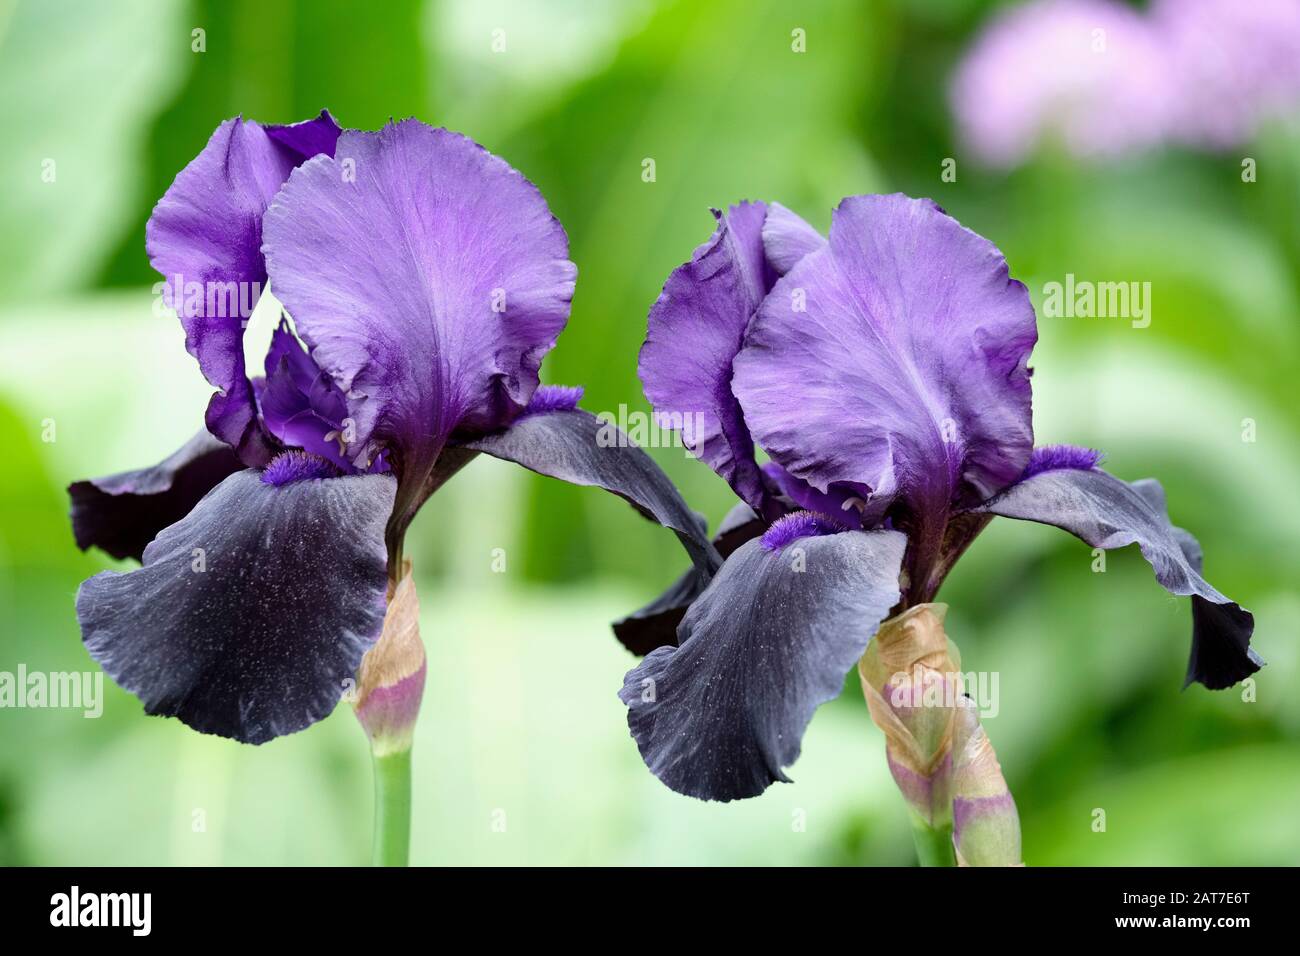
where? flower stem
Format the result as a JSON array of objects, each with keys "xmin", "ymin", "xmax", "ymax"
[
  {"xmin": 371, "ymin": 748, "xmax": 412, "ymax": 866},
  {"xmin": 910, "ymin": 814, "xmax": 956, "ymax": 867}
]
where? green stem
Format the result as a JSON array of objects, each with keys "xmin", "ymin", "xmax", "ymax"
[
  {"xmin": 910, "ymin": 815, "xmax": 956, "ymax": 867},
  {"xmin": 371, "ymin": 748, "xmax": 412, "ymax": 867}
]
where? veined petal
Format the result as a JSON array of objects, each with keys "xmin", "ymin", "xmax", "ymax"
[
  {"xmin": 761, "ymin": 461, "xmax": 872, "ymax": 528},
  {"xmin": 620, "ymin": 526, "xmax": 906, "ymax": 801},
  {"xmin": 973, "ymin": 465, "xmax": 1261, "ymax": 689},
  {"xmin": 262, "ymin": 120, "xmax": 576, "ymax": 544},
  {"xmin": 761, "ymin": 201, "xmax": 826, "ymax": 275},
  {"xmin": 265, "ymin": 110, "xmax": 344, "ymax": 162},
  {"xmin": 259, "ymin": 319, "xmax": 354, "ymax": 471},
  {"xmin": 639, "ymin": 202, "xmax": 776, "ymax": 517},
  {"xmin": 146, "ymin": 113, "xmax": 341, "ymax": 465},
  {"xmin": 69, "ymin": 429, "xmax": 243, "ymax": 562},
  {"xmin": 733, "ymin": 194, "xmax": 1036, "ymax": 587},
  {"xmin": 76, "ymin": 469, "xmax": 394, "ymax": 743}
]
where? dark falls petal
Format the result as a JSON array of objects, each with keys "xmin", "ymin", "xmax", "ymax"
[
  {"xmin": 973, "ymin": 466, "xmax": 1261, "ymax": 689},
  {"xmin": 712, "ymin": 501, "xmax": 767, "ymax": 557},
  {"xmin": 146, "ymin": 114, "xmax": 340, "ymax": 466},
  {"xmin": 69, "ymin": 429, "xmax": 243, "ymax": 562},
  {"xmin": 612, "ymin": 565, "xmax": 711, "ymax": 657},
  {"xmin": 76, "ymin": 469, "xmax": 394, "ymax": 743},
  {"xmin": 612, "ymin": 502, "xmax": 765, "ymax": 657},
  {"xmin": 733, "ymin": 193, "xmax": 1037, "ymax": 526},
  {"xmin": 639, "ymin": 202, "xmax": 779, "ymax": 517},
  {"xmin": 619, "ymin": 526, "xmax": 906, "ymax": 801},
  {"xmin": 462, "ymin": 405, "xmax": 720, "ymax": 576},
  {"xmin": 262, "ymin": 119, "xmax": 576, "ymax": 541},
  {"xmin": 761, "ymin": 201, "xmax": 826, "ymax": 275}
]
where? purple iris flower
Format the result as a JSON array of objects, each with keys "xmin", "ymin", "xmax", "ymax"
[
  {"xmin": 70, "ymin": 113, "xmax": 715, "ymax": 745},
  {"xmin": 619, "ymin": 195, "xmax": 1261, "ymax": 801}
]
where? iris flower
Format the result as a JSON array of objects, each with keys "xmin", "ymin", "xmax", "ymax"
[
  {"xmin": 70, "ymin": 112, "xmax": 712, "ymax": 745},
  {"xmin": 619, "ymin": 195, "xmax": 1261, "ymax": 801}
]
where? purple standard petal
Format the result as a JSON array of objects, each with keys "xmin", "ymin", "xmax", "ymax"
[
  {"xmin": 973, "ymin": 467, "xmax": 1261, "ymax": 689},
  {"xmin": 733, "ymin": 194, "xmax": 1037, "ymax": 596},
  {"xmin": 265, "ymin": 110, "xmax": 344, "ymax": 162},
  {"xmin": 761, "ymin": 461, "xmax": 871, "ymax": 528},
  {"xmin": 259, "ymin": 319, "xmax": 355, "ymax": 471},
  {"xmin": 620, "ymin": 527, "xmax": 906, "ymax": 801},
  {"xmin": 146, "ymin": 112, "xmax": 341, "ymax": 465},
  {"xmin": 640, "ymin": 202, "xmax": 778, "ymax": 518},
  {"xmin": 76, "ymin": 469, "xmax": 394, "ymax": 743},
  {"xmin": 262, "ymin": 120, "xmax": 576, "ymax": 550},
  {"xmin": 761, "ymin": 201, "xmax": 826, "ymax": 276},
  {"xmin": 69, "ymin": 429, "xmax": 243, "ymax": 562}
]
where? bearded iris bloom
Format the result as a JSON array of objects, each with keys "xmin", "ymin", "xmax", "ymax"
[
  {"xmin": 619, "ymin": 194, "xmax": 1261, "ymax": 802},
  {"xmin": 70, "ymin": 112, "xmax": 713, "ymax": 746}
]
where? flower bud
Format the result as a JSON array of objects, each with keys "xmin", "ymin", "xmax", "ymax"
[
  {"xmin": 353, "ymin": 561, "xmax": 426, "ymax": 756},
  {"xmin": 951, "ymin": 699, "xmax": 1022, "ymax": 867},
  {"xmin": 858, "ymin": 603, "xmax": 962, "ymax": 828},
  {"xmin": 860, "ymin": 602, "xmax": 1022, "ymax": 866}
]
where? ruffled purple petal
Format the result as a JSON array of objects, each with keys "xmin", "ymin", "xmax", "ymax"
[
  {"xmin": 262, "ymin": 119, "xmax": 576, "ymax": 544},
  {"xmin": 761, "ymin": 201, "xmax": 826, "ymax": 275},
  {"xmin": 76, "ymin": 469, "xmax": 393, "ymax": 743},
  {"xmin": 264, "ymin": 109, "xmax": 343, "ymax": 162},
  {"xmin": 146, "ymin": 114, "xmax": 340, "ymax": 466},
  {"xmin": 974, "ymin": 467, "xmax": 1261, "ymax": 689},
  {"xmin": 69, "ymin": 429, "xmax": 243, "ymax": 562},
  {"xmin": 259, "ymin": 319, "xmax": 355, "ymax": 471},
  {"xmin": 733, "ymin": 194, "xmax": 1037, "ymax": 589},
  {"xmin": 639, "ymin": 202, "xmax": 777, "ymax": 517},
  {"xmin": 619, "ymin": 528, "xmax": 906, "ymax": 801},
  {"xmin": 761, "ymin": 461, "xmax": 872, "ymax": 528}
]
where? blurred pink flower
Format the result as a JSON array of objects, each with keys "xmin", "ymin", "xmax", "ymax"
[
  {"xmin": 1156, "ymin": 0, "xmax": 1300, "ymax": 147},
  {"xmin": 952, "ymin": 0, "xmax": 1300, "ymax": 168}
]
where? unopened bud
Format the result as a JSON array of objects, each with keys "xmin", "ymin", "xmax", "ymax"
[
  {"xmin": 951, "ymin": 699, "xmax": 1022, "ymax": 867},
  {"xmin": 353, "ymin": 561, "xmax": 426, "ymax": 756},
  {"xmin": 859, "ymin": 603, "xmax": 961, "ymax": 827},
  {"xmin": 861, "ymin": 602, "xmax": 1022, "ymax": 867}
]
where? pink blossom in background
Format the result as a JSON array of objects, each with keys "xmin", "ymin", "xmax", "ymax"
[{"xmin": 951, "ymin": 0, "xmax": 1300, "ymax": 169}]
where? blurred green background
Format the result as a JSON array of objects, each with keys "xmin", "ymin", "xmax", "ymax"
[{"xmin": 0, "ymin": 0, "xmax": 1296, "ymax": 866}]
